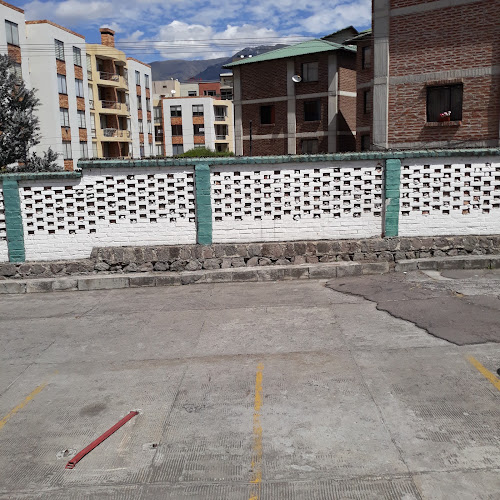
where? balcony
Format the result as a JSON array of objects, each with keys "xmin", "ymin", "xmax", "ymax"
[
  {"xmin": 99, "ymin": 100, "xmax": 129, "ymax": 114},
  {"xmin": 215, "ymin": 115, "xmax": 227, "ymax": 122},
  {"xmin": 102, "ymin": 128, "xmax": 131, "ymax": 140},
  {"xmin": 97, "ymin": 71, "xmax": 128, "ymax": 89},
  {"xmin": 155, "ymin": 134, "xmax": 164, "ymax": 142},
  {"xmin": 216, "ymin": 135, "xmax": 227, "ymax": 140}
]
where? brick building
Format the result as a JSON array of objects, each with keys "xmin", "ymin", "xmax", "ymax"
[
  {"xmin": 224, "ymin": 40, "xmax": 357, "ymax": 156},
  {"xmin": 353, "ymin": 0, "xmax": 500, "ymax": 151}
]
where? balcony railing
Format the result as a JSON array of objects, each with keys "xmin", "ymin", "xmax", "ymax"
[
  {"xmin": 91, "ymin": 128, "xmax": 96, "ymax": 138},
  {"xmin": 103, "ymin": 128, "xmax": 131, "ymax": 138},
  {"xmin": 155, "ymin": 134, "xmax": 164, "ymax": 142},
  {"xmin": 215, "ymin": 115, "xmax": 227, "ymax": 121},
  {"xmin": 89, "ymin": 99, "xmax": 94, "ymax": 109},
  {"xmin": 216, "ymin": 135, "xmax": 227, "ymax": 140},
  {"xmin": 99, "ymin": 71, "xmax": 119, "ymax": 82},
  {"xmin": 101, "ymin": 100, "xmax": 121, "ymax": 109},
  {"xmin": 87, "ymin": 70, "xmax": 92, "ymax": 81}
]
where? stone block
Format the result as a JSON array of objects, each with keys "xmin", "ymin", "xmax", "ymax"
[
  {"xmin": 490, "ymin": 255, "xmax": 500, "ymax": 269},
  {"xmin": 181, "ymin": 272, "xmax": 205, "ymax": 285},
  {"xmin": 416, "ymin": 259, "xmax": 439, "ymax": 270},
  {"xmin": 361, "ymin": 262, "xmax": 390, "ymax": 275},
  {"xmin": 170, "ymin": 260, "xmax": 187, "ymax": 272},
  {"xmin": 316, "ymin": 241, "xmax": 331, "ymax": 254},
  {"xmin": 247, "ymin": 257, "xmax": 259, "ymax": 267},
  {"xmin": 124, "ymin": 263, "xmax": 138, "ymax": 273},
  {"xmin": 65, "ymin": 261, "xmax": 94, "ymax": 274},
  {"xmin": 231, "ymin": 257, "xmax": 246, "ymax": 268},
  {"xmin": 309, "ymin": 265, "xmax": 338, "ymax": 279},
  {"xmin": 336, "ymin": 263, "xmax": 362, "ymax": 277},
  {"xmin": 130, "ymin": 276, "xmax": 156, "ymax": 287},
  {"xmin": 204, "ymin": 270, "xmax": 233, "ymax": 283},
  {"xmin": 78, "ymin": 276, "xmax": 129, "ymax": 291},
  {"xmin": 0, "ymin": 264, "xmax": 18, "ymax": 277},
  {"xmin": 259, "ymin": 258, "xmax": 272, "ymax": 266},
  {"xmin": 95, "ymin": 262, "xmax": 110, "ymax": 272},
  {"xmin": 50, "ymin": 263, "xmax": 65, "ymax": 274},
  {"xmin": 247, "ymin": 244, "xmax": 262, "ymax": 257},
  {"xmin": 156, "ymin": 275, "xmax": 182, "ymax": 287},
  {"xmin": 185, "ymin": 260, "xmax": 202, "ymax": 271},
  {"xmin": 294, "ymin": 242, "xmax": 307, "ymax": 255},
  {"xmin": 26, "ymin": 280, "xmax": 54, "ymax": 293},
  {"xmin": 275, "ymin": 258, "xmax": 290, "ymax": 266},
  {"xmin": 462, "ymin": 256, "xmax": 491, "ymax": 270},
  {"xmin": 0, "ymin": 281, "xmax": 26, "ymax": 294},
  {"xmin": 283, "ymin": 243, "xmax": 295, "ymax": 258},
  {"xmin": 232, "ymin": 270, "xmax": 258, "ymax": 282},
  {"xmin": 256, "ymin": 268, "xmax": 285, "ymax": 281},
  {"xmin": 221, "ymin": 258, "xmax": 232, "ymax": 269},
  {"xmin": 154, "ymin": 262, "xmax": 169, "ymax": 271},
  {"xmin": 306, "ymin": 255, "xmax": 319, "ymax": 264},
  {"xmin": 262, "ymin": 243, "xmax": 283, "ymax": 258},
  {"xmin": 394, "ymin": 260, "xmax": 418, "ymax": 272},
  {"xmin": 52, "ymin": 278, "xmax": 78, "ymax": 291},
  {"xmin": 293, "ymin": 255, "xmax": 306, "ymax": 265},
  {"xmin": 203, "ymin": 258, "xmax": 221, "ymax": 270},
  {"xmin": 283, "ymin": 267, "xmax": 309, "ymax": 280}
]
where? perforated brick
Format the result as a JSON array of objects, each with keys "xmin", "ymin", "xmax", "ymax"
[{"xmin": 0, "ymin": 188, "xmax": 8, "ymax": 262}]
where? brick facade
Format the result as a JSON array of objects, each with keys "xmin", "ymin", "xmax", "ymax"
[{"xmin": 356, "ymin": 0, "xmax": 500, "ymax": 151}]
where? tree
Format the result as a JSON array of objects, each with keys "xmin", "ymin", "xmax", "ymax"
[{"xmin": 0, "ymin": 54, "xmax": 60, "ymax": 172}]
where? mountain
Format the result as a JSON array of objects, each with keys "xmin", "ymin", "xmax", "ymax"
[{"xmin": 150, "ymin": 44, "xmax": 288, "ymax": 82}]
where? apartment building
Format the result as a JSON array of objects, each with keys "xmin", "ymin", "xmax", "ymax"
[
  {"xmin": 161, "ymin": 97, "xmax": 234, "ymax": 155},
  {"xmin": 0, "ymin": 0, "xmax": 30, "ymax": 88},
  {"xmin": 224, "ymin": 39, "xmax": 357, "ymax": 156},
  {"xmin": 153, "ymin": 99, "xmax": 164, "ymax": 156},
  {"xmin": 26, "ymin": 21, "xmax": 92, "ymax": 170},
  {"xmin": 153, "ymin": 78, "xmax": 180, "ymax": 97},
  {"xmin": 127, "ymin": 57, "xmax": 154, "ymax": 157},
  {"xmin": 354, "ymin": 0, "xmax": 500, "ymax": 150},
  {"xmin": 219, "ymin": 72, "xmax": 233, "ymax": 100}
]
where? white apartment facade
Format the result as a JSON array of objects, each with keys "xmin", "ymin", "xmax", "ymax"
[
  {"xmin": 26, "ymin": 21, "xmax": 93, "ymax": 170},
  {"xmin": 161, "ymin": 97, "xmax": 235, "ymax": 156},
  {"xmin": 127, "ymin": 57, "xmax": 153, "ymax": 158}
]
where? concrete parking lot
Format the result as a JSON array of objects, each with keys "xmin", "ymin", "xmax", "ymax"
[{"xmin": 1, "ymin": 273, "xmax": 500, "ymax": 499}]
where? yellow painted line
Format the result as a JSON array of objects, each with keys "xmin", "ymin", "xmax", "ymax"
[
  {"xmin": 249, "ymin": 363, "xmax": 264, "ymax": 500},
  {"xmin": 467, "ymin": 356, "xmax": 500, "ymax": 392},
  {"xmin": 0, "ymin": 372, "xmax": 57, "ymax": 431}
]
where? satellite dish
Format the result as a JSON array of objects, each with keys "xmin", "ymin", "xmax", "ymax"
[
  {"xmin": 292, "ymin": 75, "xmax": 302, "ymax": 83},
  {"xmin": 240, "ymin": 55, "xmax": 245, "ymax": 58},
  {"xmin": 170, "ymin": 89, "xmax": 176, "ymax": 95}
]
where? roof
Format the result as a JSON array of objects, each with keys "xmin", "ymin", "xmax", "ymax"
[
  {"xmin": 25, "ymin": 20, "xmax": 85, "ymax": 39},
  {"xmin": 127, "ymin": 57, "xmax": 151, "ymax": 68},
  {"xmin": 0, "ymin": 0, "xmax": 24, "ymax": 13},
  {"xmin": 345, "ymin": 29, "xmax": 372, "ymax": 44},
  {"xmin": 321, "ymin": 26, "xmax": 359, "ymax": 44},
  {"xmin": 223, "ymin": 39, "xmax": 356, "ymax": 68}
]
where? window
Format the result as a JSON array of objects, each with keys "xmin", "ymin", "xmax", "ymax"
[
  {"xmin": 362, "ymin": 46, "xmax": 371, "ymax": 70},
  {"xmin": 221, "ymin": 89, "xmax": 232, "ymax": 100},
  {"xmin": 60, "ymin": 108, "xmax": 70, "ymax": 127},
  {"xmin": 147, "ymin": 121, "xmax": 152, "ymax": 134},
  {"xmin": 194, "ymin": 144, "xmax": 205, "ymax": 149},
  {"xmin": 304, "ymin": 100, "xmax": 321, "ymax": 121},
  {"xmin": 170, "ymin": 105, "xmax": 182, "ymax": 117},
  {"xmin": 138, "ymin": 119, "xmax": 143, "ymax": 133},
  {"xmin": 146, "ymin": 98, "xmax": 151, "ymax": 111},
  {"xmin": 55, "ymin": 39, "xmax": 65, "ymax": 61},
  {"xmin": 214, "ymin": 105, "xmax": 227, "ymax": 119},
  {"xmin": 92, "ymin": 141, "xmax": 98, "ymax": 158},
  {"xmin": 73, "ymin": 46, "xmax": 82, "ymax": 66},
  {"xmin": 172, "ymin": 144, "xmax": 184, "ymax": 155},
  {"xmin": 188, "ymin": 91, "xmax": 197, "ymax": 96},
  {"xmin": 62, "ymin": 141, "xmax": 72, "ymax": 159},
  {"xmin": 260, "ymin": 105, "xmax": 275, "ymax": 125},
  {"xmin": 154, "ymin": 106, "xmax": 162, "ymax": 120},
  {"xmin": 5, "ymin": 20, "xmax": 19, "ymax": 46},
  {"xmin": 11, "ymin": 62, "xmax": 22, "ymax": 83},
  {"xmin": 135, "ymin": 70, "xmax": 140, "ymax": 85},
  {"xmin": 86, "ymin": 53, "xmax": 92, "ymax": 72},
  {"xmin": 361, "ymin": 134, "xmax": 370, "ymax": 151},
  {"xmin": 426, "ymin": 84, "xmax": 463, "ymax": 122},
  {"xmin": 90, "ymin": 114, "xmax": 96, "ymax": 137},
  {"xmin": 301, "ymin": 139, "xmax": 318, "ymax": 154},
  {"xmin": 204, "ymin": 90, "xmax": 216, "ymax": 96},
  {"xmin": 80, "ymin": 142, "xmax": 88, "ymax": 158},
  {"xmin": 88, "ymin": 84, "xmax": 94, "ymax": 108},
  {"xmin": 75, "ymin": 78, "xmax": 84, "ymax": 98},
  {"xmin": 155, "ymin": 144, "xmax": 164, "ymax": 156},
  {"xmin": 57, "ymin": 74, "xmax": 67, "ymax": 94},
  {"xmin": 171, "ymin": 124, "xmax": 182, "ymax": 136},
  {"xmin": 194, "ymin": 124, "xmax": 205, "ymax": 136},
  {"xmin": 77, "ymin": 110, "xmax": 86, "ymax": 128},
  {"xmin": 145, "ymin": 74, "xmax": 150, "ymax": 88},
  {"xmin": 140, "ymin": 145, "xmax": 145, "ymax": 157},
  {"xmin": 150, "ymin": 143, "xmax": 154, "ymax": 155},
  {"xmin": 363, "ymin": 89, "xmax": 372, "ymax": 114},
  {"xmin": 192, "ymin": 104, "xmax": 204, "ymax": 116},
  {"xmin": 302, "ymin": 62, "xmax": 318, "ymax": 82},
  {"xmin": 137, "ymin": 96, "xmax": 142, "ymax": 110}
]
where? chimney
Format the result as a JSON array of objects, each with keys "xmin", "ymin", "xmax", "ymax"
[{"xmin": 100, "ymin": 27, "xmax": 115, "ymax": 48}]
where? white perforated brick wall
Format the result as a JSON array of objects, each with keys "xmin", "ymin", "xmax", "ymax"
[
  {"xmin": 399, "ymin": 157, "xmax": 500, "ymax": 236},
  {"xmin": 19, "ymin": 167, "xmax": 196, "ymax": 261},
  {"xmin": 0, "ymin": 187, "xmax": 8, "ymax": 262},
  {"xmin": 211, "ymin": 161, "xmax": 384, "ymax": 243}
]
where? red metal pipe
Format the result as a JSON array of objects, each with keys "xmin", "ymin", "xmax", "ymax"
[{"xmin": 65, "ymin": 410, "xmax": 139, "ymax": 469}]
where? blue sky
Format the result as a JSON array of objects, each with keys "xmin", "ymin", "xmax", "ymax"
[{"xmin": 15, "ymin": 0, "xmax": 371, "ymax": 62}]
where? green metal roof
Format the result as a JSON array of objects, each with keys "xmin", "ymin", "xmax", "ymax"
[{"xmin": 223, "ymin": 39, "xmax": 356, "ymax": 68}]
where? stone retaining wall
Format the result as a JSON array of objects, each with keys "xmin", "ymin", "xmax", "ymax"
[{"xmin": 1, "ymin": 235, "xmax": 499, "ymax": 279}]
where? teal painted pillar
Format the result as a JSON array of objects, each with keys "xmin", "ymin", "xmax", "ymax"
[
  {"xmin": 384, "ymin": 159, "xmax": 401, "ymax": 237},
  {"xmin": 2, "ymin": 179, "xmax": 25, "ymax": 262},
  {"xmin": 194, "ymin": 164, "xmax": 213, "ymax": 245}
]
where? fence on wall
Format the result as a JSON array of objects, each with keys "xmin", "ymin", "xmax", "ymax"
[{"xmin": 0, "ymin": 148, "xmax": 499, "ymax": 262}]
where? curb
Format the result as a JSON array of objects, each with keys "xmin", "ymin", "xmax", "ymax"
[
  {"xmin": 395, "ymin": 254, "xmax": 500, "ymax": 272},
  {"xmin": 0, "ymin": 261, "xmax": 390, "ymax": 294}
]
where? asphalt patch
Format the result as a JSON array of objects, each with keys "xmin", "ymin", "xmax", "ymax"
[{"xmin": 327, "ymin": 273, "xmax": 500, "ymax": 345}]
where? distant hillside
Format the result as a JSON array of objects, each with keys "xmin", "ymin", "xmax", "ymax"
[{"xmin": 150, "ymin": 44, "xmax": 288, "ymax": 82}]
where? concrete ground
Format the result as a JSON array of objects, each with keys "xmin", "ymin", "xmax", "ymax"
[{"xmin": 1, "ymin": 274, "xmax": 499, "ymax": 499}]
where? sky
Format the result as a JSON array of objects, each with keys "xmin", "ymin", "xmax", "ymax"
[{"xmin": 15, "ymin": 0, "xmax": 371, "ymax": 62}]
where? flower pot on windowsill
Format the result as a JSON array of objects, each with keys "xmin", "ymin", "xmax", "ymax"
[{"xmin": 438, "ymin": 116, "xmax": 451, "ymax": 122}]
